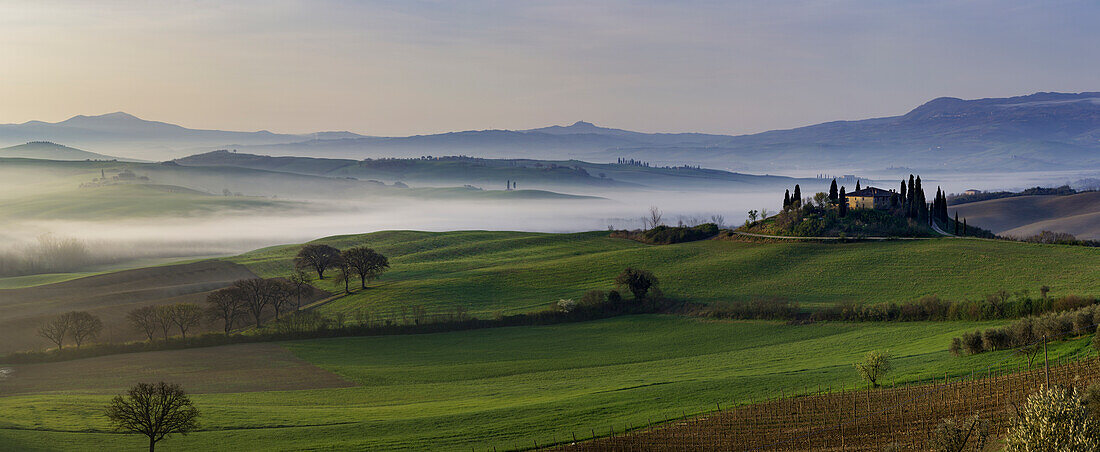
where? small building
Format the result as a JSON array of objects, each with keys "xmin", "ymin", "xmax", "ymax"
[
  {"xmin": 846, "ymin": 187, "xmax": 894, "ymax": 210},
  {"xmin": 963, "ymin": 189, "xmax": 982, "ymax": 195}
]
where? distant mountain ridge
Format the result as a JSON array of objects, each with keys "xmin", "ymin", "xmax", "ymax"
[{"xmin": 4, "ymin": 91, "xmax": 1100, "ymax": 171}]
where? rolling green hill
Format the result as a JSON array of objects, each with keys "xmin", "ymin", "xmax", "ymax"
[
  {"xmin": 951, "ymin": 191, "xmax": 1100, "ymax": 240},
  {"xmin": 230, "ymin": 231, "xmax": 1100, "ymax": 316},
  {"xmin": 3, "ymin": 315, "xmax": 1084, "ymax": 451}
]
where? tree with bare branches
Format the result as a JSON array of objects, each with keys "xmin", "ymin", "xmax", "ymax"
[
  {"xmin": 169, "ymin": 304, "xmax": 203, "ymax": 338},
  {"xmin": 647, "ymin": 206, "xmax": 663, "ymax": 229},
  {"xmin": 68, "ymin": 311, "xmax": 103, "ymax": 348},
  {"xmin": 287, "ymin": 269, "xmax": 312, "ymax": 311},
  {"xmin": 233, "ymin": 278, "xmax": 273, "ymax": 328},
  {"xmin": 127, "ymin": 305, "xmax": 160, "ymax": 342},
  {"xmin": 105, "ymin": 382, "xmax": 199, "ymax": 452},
  {"xmin": 37, "ymin": 315, "xmax": 71, "ymax": 350},
  {"xmin": 205, "ymin": 288, "xmax": 244, "ymax": 334}
]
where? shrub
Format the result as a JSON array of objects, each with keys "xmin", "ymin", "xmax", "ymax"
[
  {"xmin": 1005, "ymin": 385, "xmax": 1100, "ymax": 451},
  {"xmin": 557, "ymin": 299, "xmax": 577, "ymax": 313},
  {"xmin": 980, "ymin": 328, "xmax": 1011, "ymax": 352},
  {"xmin": 960, "ymin": 331, "xmax": 984, "ymax": 355},
  {"xmin": 928, "ymin": 414, "xmax": 989, "ymax": 452},
  {"xmin": 854, "ymin": 350, "xmax": 891, "ymax": 388}
]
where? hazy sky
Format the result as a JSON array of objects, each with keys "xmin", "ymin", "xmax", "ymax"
[{"xmin": 1, "ymin": 0, "xmax": 1097, "ymax": 136}]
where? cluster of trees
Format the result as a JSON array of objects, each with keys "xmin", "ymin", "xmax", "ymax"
[
  {"xmin": 1012, "ymin": 230, "xmax": 1100, "ymax": 247},
  {"xmin": 127, "ymin": 303, "xmax": 207, "ymax": 342},
  {"xmin": 294, "ymin": 244, "xmax": 389, "ymax": 293},
  {"xmin": 37, "ymin": 311, "xmax": 103, "ymax": 350},
  {"xmin": 204, "ymin": 277, "xmax": 310, "ymax": 332},
  {"xmin": 951, "ymin": 302, "xmax": 1100, "ymax": 360}
]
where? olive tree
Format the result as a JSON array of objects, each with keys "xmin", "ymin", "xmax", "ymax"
[
  {"xmin": 854, "ymin": 350, "xmax": 891, "ymax": 388},
  {"xmin": 1005, "ymin": 385, "xmax": 1100, "ymax": 451},
  {"xmin": 105, "ymin": 382, "xmax": 199, "ymax": 452}
]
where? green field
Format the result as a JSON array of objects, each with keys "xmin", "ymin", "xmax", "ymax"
[
  {"xmin": 3, "ymin": 315, "xmax": 1089, "ymax": 451},
  {"xmin": 230, "ymin": 230, "xmax": 1100, "ymax": 316}
]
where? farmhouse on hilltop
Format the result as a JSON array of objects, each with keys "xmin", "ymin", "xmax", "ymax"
[{"xmin": 846, "ymin": 187, "xmax": 894, "ymax": 210}]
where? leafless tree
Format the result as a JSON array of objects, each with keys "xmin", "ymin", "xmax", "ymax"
[
  {"xmin": 341, "ymin": 247, "xmax": 390, "ymax": 289},
  {"xmin": 294, "ymin": 244, "xmax": 341, "ymax": 279},
  {"xmin": 105, "ymin": 382, "xmax": 199, "ymax": 452},
  {"xmin": 205, "ymin": 288, "xmax": 244, "ymax": 334},
  {"xmin": 647, "ymin": 206, "xmax": 663, "ymax": 229},
  {"xmin": 37, "ymin": 315, "xmax": 71, "ymax": 350},
  {"xmin": 127, "ymin": 305, "xmax": 160, "ymax": 342},
  {"xmin": 269, "ymin": 281, "xmax": 293, "ymax": 321},
  {"xmin": 154, "ymin": 305, "xmax": 174, "ymax": 341},
  {"xmin": 332, "ymin": 257, "xmax": 353, "ymax": 294},
  {"xmin": 233, "ymin": 278, "xmax": 274, "ymax": 328},
  {"xmin": 709, "ymin": 214, "xmax": 725, "ymax": 228},
  {"xmin": 68, "ymin": 311, "xmax": 103, "ymax": 348},
  {"xmin": 169, "ymin": 304, "xmax": 203, "ymax": 338},
  {"xmin": 287, "ymin": 270, "xmax": 312, "ymax": 311}
]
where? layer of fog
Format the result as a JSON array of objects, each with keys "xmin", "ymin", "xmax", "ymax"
[{"xmin": 2, "ymin": 167, "xmax": 1096, "ymax": 278}]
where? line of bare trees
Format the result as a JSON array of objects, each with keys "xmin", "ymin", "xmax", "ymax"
[
  {"xmin": 126, "ymin": 303, "xmax": 205, "ymax": 342},
  {"xmin": 205, "ymin": 277, "xmax": 315, "ymax": 333},
  {"xmin": 37, "ymin": 311, "xmax": 104, "ymax": 350}
]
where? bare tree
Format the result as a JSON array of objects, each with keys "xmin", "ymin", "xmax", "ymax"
[
  {"xmin": 760, "ymin": 208, "xmax": 770, "ymax": 220},
  {"xmin": 269, "ymin": 281, "xmax": 293, "ymax": 321},
  {"xmin": 287, "ymin": 270, "xmax": 312, "ymax": 311},
  {"xmin": 234, "ymin": 278, "xmax": 273, "ymax": 328},
  {"xmin": 127, "ymin": 305, "xmax": 160, "ymax": 342},
  {"xmin": 169, "ymin": 304, "xmax": 203, "ymax": 338},
  {"xmin": 341, "ymin": 247, "xmax": 391, "ymax": 289},
  {"xmin": 647, "ymin": 206, "xmax": 663, "ymax": 229},
  {"xmin": 709, "ymin": 214, "xmax": 725, "ymax": 228},
  {"xmin": 294, "ymin": 244, "xmax": 341, "ymax": 279},
  {"xmin": 332, "ymin": 257, "xmax": 353, "ymax": 294},
  {"xmin": 154, "ymin": 305, "xmax": 174, "ymax": 341},
  {"xmin": 68, "ymin": 311, "xmax": 103, "ymax": 348},
  {"xmin": 37, "ymin": 315, "xmax": 71, "ymax": 350},
  {"xmin": 105, "ymin": 382, "xmax": 199, "ymax": 452},
  {"xmin": 205, "ymin": 288, "xmax": 244, "ymax": 334}
]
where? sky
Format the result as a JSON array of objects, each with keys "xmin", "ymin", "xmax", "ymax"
[{"xmin": 1, "ymin": 0, "xmax": 1098, "ymax": 136}]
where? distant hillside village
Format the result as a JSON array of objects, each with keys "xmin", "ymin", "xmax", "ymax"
[{"xmin": 78, "ymin": 169, "xmax": 149, "ymax": 188}]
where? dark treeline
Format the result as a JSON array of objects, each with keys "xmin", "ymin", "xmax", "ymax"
[
  {"xmin": 687, "ymin": 292, "xmax": 1098, "ymax": 324},
  {"xmin": 610, "ymin": 223, "xmax": 719, "ymax": 245},
  {"xmin": 1006, "ymin": 230, "xmax": 1100, "ymax": 247},
  {"xmin": 1, "ymin": 288, "xmax": 676, "ymax": 365},
  {"xmin": 948, "ymin": 185, "xmax": 1084, "ymax": 205}
]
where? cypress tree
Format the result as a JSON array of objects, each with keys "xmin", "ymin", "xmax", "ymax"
[
  {"xmin": 855, "ymin": 180, "xmax": 861, "ymax": 192},
  {"xmin": 784, "ymin": 189, "xmax": 791, "ymax": 210},
  {"xmin": 954, "ymin": 211, "xmax": 959, "ymax": 235},
  {"xmin": 793, "ymin": 185, "xmax": 802, "ymax": 208},
  {"xmin": 838, "ymin": 187, "xmax": 848, "ymax": 217},
  {"xmin": 900, "ymin": 180, "xmax": 907, "ymax": 204},
  {"xmin": 829, "ymin": 179, "xmax": 838, "ymax": 203},
  {"xmin": 963, "ymin": 218, "xmax": 967, "ymax": 236}
]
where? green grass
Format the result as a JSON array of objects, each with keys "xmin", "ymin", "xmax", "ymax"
[
  {"xmin": 229, "ymin": 230, "xmax": 1100, "ymax": 316},
  {"xmin": 3, "ymin": 315, "xmax": 1088, "ymax": 451}
]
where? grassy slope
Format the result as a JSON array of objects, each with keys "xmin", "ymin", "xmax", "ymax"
[
  {"xmin": 952, "ymin": 191, "xmax": 1100, "ymax": 240},
  {"xmin": 230, "ymin": 231, "xmax": 1100, "ymax": 314},
  {"xmin": 4, "ymin": 315, "xmax": 1089, "ymax": 451}
]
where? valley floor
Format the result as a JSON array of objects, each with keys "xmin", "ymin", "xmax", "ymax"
[{"xmin": 0, "ymin": 315, "xmax": 1080, "ymax": 451}]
